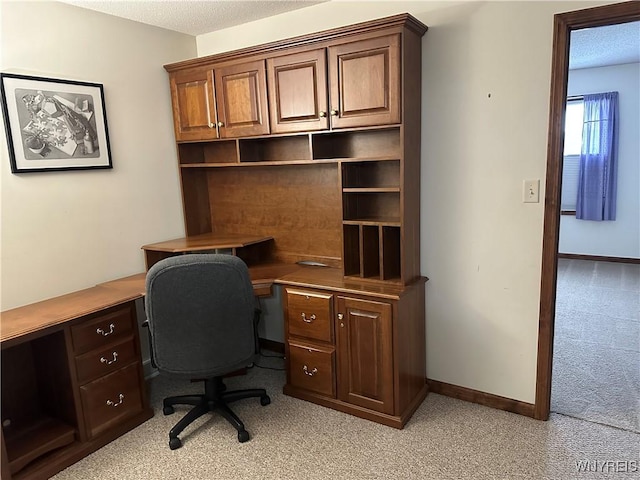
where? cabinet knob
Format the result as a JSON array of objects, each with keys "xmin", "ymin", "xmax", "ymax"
[
  {"xmin": 330, "ymin": 109, "xmax": 338, "ymax": 116},
  {"xmin": 217, "ymin": 121, "xmax": 225, "ymax": 128},
  {"xmin": 337, "ymin": 313, "xmax": 343, "ymax": 320},
  {"xmin": 319, "ymin": 111, "xmax": 326, "ymax": 118},
  {"xmin": 208, "ymin": 122, "xmax": 214, "ymax": 128}
]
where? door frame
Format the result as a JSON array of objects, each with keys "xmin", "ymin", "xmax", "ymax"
[{"xmin": 535, "ymin": 1, "xmax": 640, "ymax": 420}]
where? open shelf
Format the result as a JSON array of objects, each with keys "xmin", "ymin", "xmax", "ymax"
[
  {"xmin": 178, "ymin": 140, "xmax": 238, "ymax": 164},
  {"xmin": 4, "ymin": 417, "xmax": 75, "ymax": 475},
  {"xmin": 342, "ymin": 160, "xmax": 400, "ymax": 189},
  {"xmin": 312, "ymin": 127, "xmax": 400, "ymax": 160},
  {"xmin": 1, "ymin": 332, "xmax": 78, "ymax": 476},
  {"xmin": 239, "ymin": 135, "xmax": 311, "ymax": 162},
  {"xmin": 343, "ymin": 192, "xmax": 400, "ymax": 223}
]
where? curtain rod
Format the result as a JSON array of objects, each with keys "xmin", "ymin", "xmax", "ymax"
[{"xmin": 567, "ymin": 95, "xmax": 584, "ymax": 101}]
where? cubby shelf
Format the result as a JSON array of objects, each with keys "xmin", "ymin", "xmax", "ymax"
[
  {"xmin": 177, "ymin": 127, "xmax": 403, "ymax": 166},
  {"xmin": 343, "ymin": 219, "xmax": 401, "ymax": 227},
  {"xmin": 342, "ymin": 187, "xmax": 400, "ymax": 193},
  {"xmin": 179, "ymin": 158, "xmax": 339, "ymax": 168}
]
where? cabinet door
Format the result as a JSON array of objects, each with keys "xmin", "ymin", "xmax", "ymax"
[
  {"xmin": 214, "ymin": 59, "xmax": 270, "ymax": 138},
  {"xmin": 169, "ymin": 69, "xmax": 218, "ymax": 141},
  {"xmin": 336, "ymin": 296, "xmax": 394, "ymax": 414},
  {"xmin": 328, "ymin": 34, "xmax": 400, "ymax": 129},
  {"xmin": 267, "ymin": 49, "xmax": 329, "ymax": 133}
]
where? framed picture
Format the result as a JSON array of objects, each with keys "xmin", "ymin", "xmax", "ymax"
[{"xmin": 1, "ymin": 73, "xmax": 112, "ymax": 173}]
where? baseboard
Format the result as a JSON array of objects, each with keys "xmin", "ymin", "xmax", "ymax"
[
  {"xmin": 255, "ymin": 342, "xmax": 537, "ymax": 418},
  {"xmin": 259, "ymin": 338, "xmax": 285, "ymax": 354},
  {"xmin": 558, "ymin": 253, "xmax": 640, "ymax": 264},
  {"xmin": 427, "ymin": 379, "xmax": 536, "ymax": 418}
]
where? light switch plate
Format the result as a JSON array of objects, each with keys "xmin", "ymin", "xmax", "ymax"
[{"xmin": 523, "ymin": 179, "xmax": 540, "ymax": 203}]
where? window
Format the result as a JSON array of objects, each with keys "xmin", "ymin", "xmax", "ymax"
[{"xmin": 561, "ymin": 99, "xmax": 583, "ymax": 212}]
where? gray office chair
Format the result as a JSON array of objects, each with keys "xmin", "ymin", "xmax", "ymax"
[{"xmin": 144, "ymin": 254, "xmax": 270, "ymax": 450}]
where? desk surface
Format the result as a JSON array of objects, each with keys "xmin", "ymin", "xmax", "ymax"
[
  {"xmin": 141, "ymin": 232, "xmax": 273, "ymax": 253},
  {"xmin": 0, "ymin": 284, "xmax": 143, "ymax": 345},
  {"xmin": 0, "ymin": 262, "xmax": 302, "ymax": 346},
  {"xmin": 1, "ymin": 261, "xmax": 420, "ymax": 346}
]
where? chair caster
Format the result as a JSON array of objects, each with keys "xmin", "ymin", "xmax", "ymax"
[
  {"xmin": 260, "ymin": 395, "xmax": 271, "ymax": 406},
  {"xmin": 169, "ymin": 437, "xmax": 182, "ymax": 450},
  {"xmin": 163, "ymin": 405, "xmax": 175, "ymax": 415},
  {"xmin": 237, "ymin": 429, "xmax": 250, "ymax": 443}
]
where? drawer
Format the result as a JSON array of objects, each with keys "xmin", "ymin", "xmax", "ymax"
[
  {"xmin": 288, "ymin": 341, "xmax": 335, "ymax": 397},
  {"xmin": 79, "ymin": 363, "xmax": 143, "ymax": 438},
  {"xmin": 71, "ymin": 305, "xmax": 134, "ymax": 355},
  {"xmin": 75, "ymin": 335, "xmax": 138, "ymax": 385},
  {"xmin": 286, "ymin": 288, "xmax": 333, "ymax": 343}
]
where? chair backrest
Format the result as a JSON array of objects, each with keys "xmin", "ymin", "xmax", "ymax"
[{"xmin": 145, "ymin": 254, "xmax": 257, "ymax": 379}]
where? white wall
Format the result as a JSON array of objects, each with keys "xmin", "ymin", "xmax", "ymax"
[
  {"xmin": 0, "ymin": 1, "xmax": 196, "ymax": 310},
  {"xmin": 560, "ymin": 62, "xmax": 640, "ymax": 258},
  {"xmin": 198, "ymin": 0, "xmax": 613, "ymax": 403},
  {"xmin": 1, "ymin": 0, "xmax": 621, "ymax": 405}
]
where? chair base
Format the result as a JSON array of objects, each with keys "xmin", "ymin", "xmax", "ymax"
[{"xmin": 163, "ymin": 376, "xmax": 270, "ymax": 449}]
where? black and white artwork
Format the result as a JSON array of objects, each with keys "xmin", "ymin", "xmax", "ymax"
[{"xmin": 1, "ymin": 73, "xmax": 112, "ymax": 173}]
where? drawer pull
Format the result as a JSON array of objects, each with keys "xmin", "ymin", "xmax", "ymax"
[
  {"xmin": 96, "ymin": 323, "xmax": 115, "ymax": 336},
  {"xmin": 106, "ymin": 393, "xmax": 125, "ymax": 407},
  {"xmin": 301, "ymin": 313, "xmax": 316, "ymax": 323},
  {"xmin": 100, "ymin": 352, "xmax": 118, "ymax": 365},
  {"xmin": 303, "ymin": 365, "xmax": 318, "ymax": 376}
]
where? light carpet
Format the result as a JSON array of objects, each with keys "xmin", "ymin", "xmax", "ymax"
[
  {"xmin": 53, "ymin": 360, "xmax": 639, "ymax": 480},
  {"xmin": 552, "ymin": 259, "xmax": 640, "ymax": 432}
]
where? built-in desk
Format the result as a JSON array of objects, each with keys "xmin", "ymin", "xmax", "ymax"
[
  {"xmin": 0, "ymin": 285, "xmax": 152, "ymax": 480},
  {"xmin": 0, "ymin": 258, "xmax": 300, "ymax": 480},
  {"xmin": 140, "ymin": 232, "xmax": 428, "ymax": 429}
]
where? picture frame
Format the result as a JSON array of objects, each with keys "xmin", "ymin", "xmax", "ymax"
[{"xmin": 1, "ymin": 73, "xmax": 112, "ymax": 173}]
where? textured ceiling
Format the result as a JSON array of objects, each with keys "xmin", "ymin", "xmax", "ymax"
[
  {"xmin": 570, "ymin": 21, "xmax": 640, "ymax": 70},
  {"xmin": 59, "ymin": 0, "xmax": 327, "ymax": 36},
  {"xmin": 58, "ymin": 1, "xmax": 639, "ymax": 70}
]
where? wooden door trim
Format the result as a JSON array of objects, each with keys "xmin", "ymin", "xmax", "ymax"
[{"xmin": 535, "ymin": 1, "xmax": 640, "ymax": 420}]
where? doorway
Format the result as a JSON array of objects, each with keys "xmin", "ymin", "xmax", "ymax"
[{"xmin": 534, "ymin": 1, "xmax": 640, "ymax": 421}]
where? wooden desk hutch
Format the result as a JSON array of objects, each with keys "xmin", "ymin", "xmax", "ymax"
[
  {"xmin": 0, "ymin": 13, "xmax": 428, "ymax": 480},
  {"xmin": 162, "ymin": 13, "xmax": 429, "ymax": 429}
]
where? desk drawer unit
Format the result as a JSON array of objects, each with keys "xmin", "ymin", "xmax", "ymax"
[
  {"xmin": 285, "ymin": 288, "xmax": 334, "ymax": 343},
  {"xmin": 79, "ymin": 363, "xmax": 144, "ymax": 438},
  {"xmin": 288, "ymin": 341, "xmax": 335, "ymax": 397},
  {"xmin": 70, "ymin": 303, "xmax": 147, "ymax": 441},
  {"xmin": 71, "ymin": 306, "xmax": 134, "ymax": 354}
]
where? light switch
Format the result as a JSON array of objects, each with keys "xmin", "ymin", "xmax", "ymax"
[{"xmin": 523, "ymin": 179, "xmax": 540, "ymax": 203}]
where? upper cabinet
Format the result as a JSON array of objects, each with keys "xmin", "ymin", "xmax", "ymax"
[
  {"xmin": 266, "ymin": 34, "xmax": 400, "ymax": 134},
  {"xmin": 266, "ymin": 49, "xmax": 328, "ymax": 134},
  {"xmin": 169, "ymin": 68, "xmax": 218, "ymax": 142},
  {"xmin": 168, "ymin": 60, "xmax": 270, "ymax": 141},
  {"xmin": 214, "ymin": 59, "xmax": 270, "ymax": 138},
  {"xmin": 165, "ymin": 15, "xmax": 422, "ymax": 141},
  {"xmin": 328, "ymin": 34, "xmax": 400, "ymax": 129}
]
